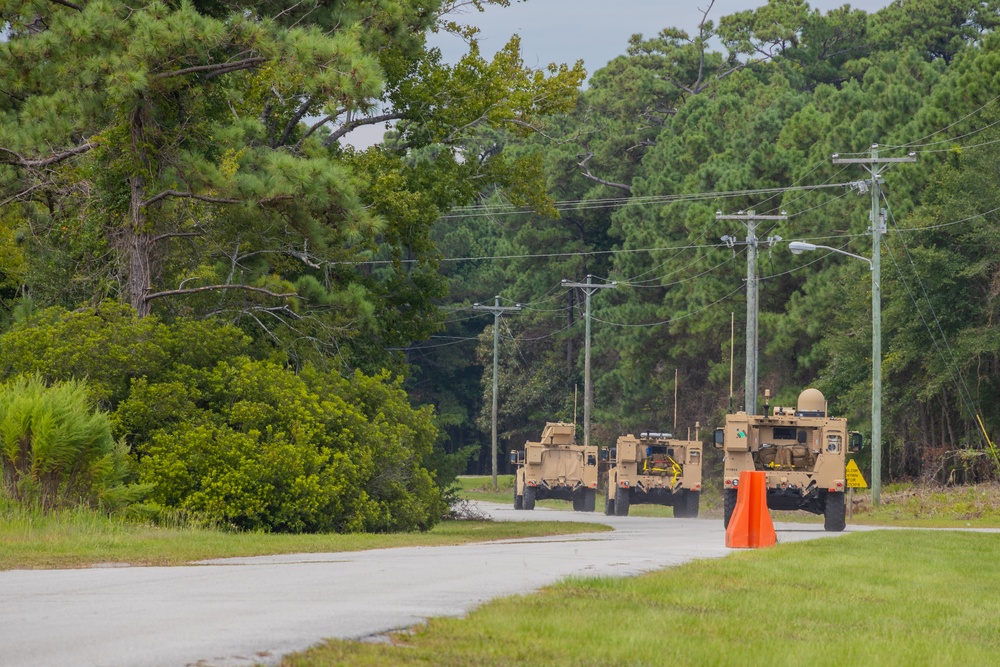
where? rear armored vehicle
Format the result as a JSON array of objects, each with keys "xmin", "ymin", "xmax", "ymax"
[{"xmin": 511, "ymin": 422, "xmax": 598, "ymax": 512}]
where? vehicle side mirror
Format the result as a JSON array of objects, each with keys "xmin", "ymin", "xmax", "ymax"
[
  {"xmin": 849, "ymin": 432, "xmax": 863, "ymax": 453},
  {"xmin": 599, "ymin": 449, "xmax": 609, "ymax": 461},
  {"xmin": 610, "ymin": 447, "xmax": 617, "ymax": 460},
  {"xmin": 713, "ymin": 428, "xmax": 725, "ymax": 449},
  {"xmin": 509, "ymin": 451, "xmax": 519, "ymax": 464}
]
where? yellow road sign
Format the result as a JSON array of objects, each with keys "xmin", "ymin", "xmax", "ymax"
[{"xmin": 845, "ymin": 459, "xmax": 868, "ymax": 489}]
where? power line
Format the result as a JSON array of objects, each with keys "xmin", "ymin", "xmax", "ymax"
[{"xmin": 592, "ymin": 284, "xmax": 745, "ymax": 329}]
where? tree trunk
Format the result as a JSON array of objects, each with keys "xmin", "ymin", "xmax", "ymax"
[
  {"xmin": 127, "ymin": 175, "xmax": 153, "ymax": 317},
  {"xmin": 127, "ymin": 105, "xmax": 153, "ymax": 317}
]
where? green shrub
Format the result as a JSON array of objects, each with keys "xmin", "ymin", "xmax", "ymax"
[
  {"xmin": 0, "ymin": 376, "xmax": 142, "ymax": 509},
  {"xmin": 0, "ymin": 304, "xmax": 446, "ymax": 532},
  {"xmin": 135, "ymin": 358, "xmax": 445, "ymax": 533}
]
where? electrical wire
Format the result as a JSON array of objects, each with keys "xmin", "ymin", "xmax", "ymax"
[
  {"xmin": 591, "ymin": 284, "xmax": 745, "ymax": 328},
  {"xmin": 881, "ymin": 193, "xmax": 987, "ymax": 446},
  {"xmin": 882, "ymin": 93, "xmax": 1000, "ymax": 150}
]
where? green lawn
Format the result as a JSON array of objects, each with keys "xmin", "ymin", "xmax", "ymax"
[
  {"xmin": 0, "ymin": 501, "xmax": 610, "ymax": 570},
  {"xmin": 283, "ymin": 529, "xmax": 1000, "ymax": 666}
]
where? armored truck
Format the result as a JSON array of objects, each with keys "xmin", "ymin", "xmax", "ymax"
[
  {"xmin": 715, "ymin": 388, "xmax": 862, "ymax": 532},
  {"xmin": 604, "ymin": 432, "xmax": 702, "ymax": 517},
  {"xmin": 511, "ymin": 422, "xmax": 599, "ymax": 512}
]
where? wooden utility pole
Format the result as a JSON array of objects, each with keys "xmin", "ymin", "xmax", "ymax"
[
  {"xmin": 473, "ymin": 296, "xmax": 522, "ymax": 490},
  {"xmin": 717, "ymin": 210, "xmax": 787, "ymax": 415},
  {"xmin": 562, "ymin": 275, "xmax": 617, "ymax": 447},
  {"xmin": 833, "ymin": 145, "xmax": 916, "ymax": 506}
]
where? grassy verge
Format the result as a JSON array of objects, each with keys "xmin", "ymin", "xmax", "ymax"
[
  {"xmin": 848, "ymin": 482, "xmax": 1000, "ymax": 527},
  {"xmin": 0, "ymin": 502, "xmax": 610, "ymax": 571},
  {"xmin": 282, "ymin": 529, "xmax": 1000, "ymax": 666}
]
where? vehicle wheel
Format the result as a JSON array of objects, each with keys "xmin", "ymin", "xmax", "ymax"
[
  {"xmin": 514, "ymin": 487, "xmax": 523, "ymax": 510},
  {"xmin": 614, "ymin": 486, "xmax": 630, "ymax": 516},
  {"xmin": 604, "ymin": 495, "xmax": 615, "ymax": 516},
  {"xmin": 685, "ymin": 490, "xmax": 700, "ymax": 519},
  {"xmin": 723, "ymin": 488, "xmax": 738, "ymax": 528},
  {"xmin": 673, "ymin": 491, "xmax": 688, "ymax": 518},
  {"xmin": 523, "ymin": 484, "xmax": 536, "ymax": 511},
  {"xmin": 674, "ymin": 490, "xmax": 700, "ymax": 518},
  {"xmin": 583, "ymin": 489, "xmax": 596, "ymax": 513},
  {"xmin": 824, "ymin": 491, "xmax": 846, "ymax": 532},
  {"xmin": 573, "ymin": 492, "xmax": 585, "ymax": 512}
]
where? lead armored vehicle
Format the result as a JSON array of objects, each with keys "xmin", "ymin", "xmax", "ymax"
[
  {"xmin": 715, "ymin": 388, "xmax": 862, "ymax": 532},
  {"xmin": 511, "ymin": 422, "xmax": 599, "ymax": 512}
]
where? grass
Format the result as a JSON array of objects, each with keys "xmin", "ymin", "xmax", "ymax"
[
  {"xmin": 848, "ymin": 482, "xmax": 1000, "ymax": 527},
  {"xmin": 0, "ymin": 501, "xmax": 610, "ymax": 571},
  {"xmin": 281, "ymin": 529, "xmax": 1000, "ymax": 667}
]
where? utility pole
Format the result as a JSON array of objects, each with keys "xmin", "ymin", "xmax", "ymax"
[
  {"xmin": 561, "ymin": 275, "xmax": 617, "ymax": 447},
  {"xmin": 473, "ymin": 296, "xmax": 522, "ymax": 490},
  {"xmin": 717, "ymin": 210, "xmax": 786, "ymax": 415},
  {"xmin": 833, "ymin": 145, "xmax": 916, "ymax": 507}
]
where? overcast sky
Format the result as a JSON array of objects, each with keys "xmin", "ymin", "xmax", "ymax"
[
  {"xmin": 431, "ymin": 0, "xmax": 895, "ymax": 78},
  {"xmin": 347, "ymin": 0, "xmax": 896, "ymax": 147}
]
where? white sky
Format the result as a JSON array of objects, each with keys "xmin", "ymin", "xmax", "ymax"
[
  {"xmin": 432, "ymin": 0, "xmax": 895, "ymax": 80},
  {"xmin": 345, "ymin": 0, "xmax": 895, "ymax": 147}
]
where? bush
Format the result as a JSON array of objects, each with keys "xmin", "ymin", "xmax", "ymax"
[
  {"xmin": 0, "ymin": 376, "xmax": 142, "ymax": 509},
  {"xmin": 0, "ymin": 304, "xmax": 446, "ymax": 532}
]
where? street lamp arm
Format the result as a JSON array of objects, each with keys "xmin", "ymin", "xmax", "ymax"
[{"xmin": 788, "ymin": 241, "xmax": 873, "ymax": 270}]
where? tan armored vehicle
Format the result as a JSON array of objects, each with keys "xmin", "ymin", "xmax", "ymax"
[
  {"xmin": 714, "ymin": 388, "xmax": 862, "ymax": 532},
  {"xmin": 511, "ymin": 422, "xmax": 599, "ymax": 512},
  {"xmin": 605, "ymin": 432, "xmax": 702, "ymax": 517}
]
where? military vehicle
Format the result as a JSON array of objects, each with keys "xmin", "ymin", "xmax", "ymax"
[
  {"xmin": 511, "ymin": 422, "xmax": 599, "ymax": 512},
  {"xmin": 714, "ymin": 388, "xmax": 862, "ymax": 532},
  {"xmin": 604, "ymin": 432, "xmax": 702, "ymax": 517}
]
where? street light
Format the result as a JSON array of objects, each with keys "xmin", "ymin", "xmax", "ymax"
[
  {"xmin": 788, "ymin": 240, "xmax": 881, "ymax": 506},
  {"xmin": 788, "ymin": 241, "xmax": 873, "ymax": 269}
]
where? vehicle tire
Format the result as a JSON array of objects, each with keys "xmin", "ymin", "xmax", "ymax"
[
  {"xmin": 614, "ymin": 485, "xmax": 630, "ymax": 516},
  {"xmin": 604, "ymin": 495, "xmax": 615, "ymax": 516},
  {"xmin": 685, "ymin": 490, "xmax": 700, "ymax": 519},
  {"xmin": 824, "ymin": 491, "xmax": 846, "ymax": 532},
  {"xmin": 573, "ymin": 492, "xmax": 585, "ymax": 512},
  {"xmin": 514, "ymin": 487, "xmax": 523, "ymax": 510},
  {"xmin": 523, "ymin": 484, "xmax": 536, "ymax": 511},
  {"xmin": 675, "ymin": 490, "xmax": 700, "ymax": 519},
  {"xmin": 672, "ymin": 493, "xmax": 686, "ymax": 518},
  {"xmin": 723, "ymin": 488, "xmax": 738, "ymax": 528},
  {"xmin": 583, "ymin": 488, "xmax": 596, "ymax": 513}
]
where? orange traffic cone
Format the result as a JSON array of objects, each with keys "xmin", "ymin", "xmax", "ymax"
[{"xmin": 725, "ymin": 470, "xmax": 777, "ymax": 548}]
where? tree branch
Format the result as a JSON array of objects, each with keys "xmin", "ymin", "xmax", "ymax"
[
  {"xmin": 141, "ymin": 189, "xmax": 242, "ymax": 208},
  {"xmin": 0, "ymin": 183, "xmax": 49, "ymax": 208},
  {"xmin": 145, "ymin": 284, "xmax": 298, "ymax": 303},
  {"xmin": 48, "ymin": 0, "xmax": 83, "ymax": 10},
  {"xmin": 150, "ymin": 231, "xmax": 203, "ymax": 244},
  {"xmin": 324, "ymin": 112, "xmax": 402, "ymax": 146},
  {"xmin": 153, "ymin": 57, "xmax": 267, "ymax": 80},
  {"xmin": 0, "ymin": 142, "xmax": 94, "ymax": 168},
  {"xmin": 276, "ymin": 95, "xmax": 314, "ymax": 147},
  {"xmin": 577, "ymin": 152, "xmax": 632, "ymax": 194}
]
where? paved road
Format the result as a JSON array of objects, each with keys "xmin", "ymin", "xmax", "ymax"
[{"xmin": 0, "ymin": 503, "xmax": 857, "ymax": 667}]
